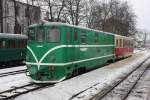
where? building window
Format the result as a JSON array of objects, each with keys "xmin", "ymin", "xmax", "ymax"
[
  {"xmin": 6, "ymin": 4, "xmax": 9, "ymax": 16},
  {"xmin": 25, "ymin": 8, "xmax": 29, "ymax": 17},
  {"xmin": 16, "ymin": 6, "xmax": 20, "ymax": 16}
]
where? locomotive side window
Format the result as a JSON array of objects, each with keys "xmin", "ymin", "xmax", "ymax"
[
  {"xmin": 80, "ymin": 32, "xmax": 86, "ymax": 44},
  {"xmin": 74, "ymin": 30, "xmax": 78, "ymax": 41},
  {"xmin": 67, "ymin": 32, "xmax": 70, "ymax": 41},
  {"xmin": 47, "ymin": 28, "xmax": 60, "ymax": 42},
  {"xmin": 28, "ymin": 29, "xmax": 35, "ymax": 41}
]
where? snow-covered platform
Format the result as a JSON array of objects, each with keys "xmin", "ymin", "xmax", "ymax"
[{"xmin": 13, "ymin": 51, "xmax": 150, "ymax": 100}]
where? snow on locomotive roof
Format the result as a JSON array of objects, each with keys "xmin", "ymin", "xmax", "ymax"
[
  {"xmin": 0, "ymin": 33, "xmax": 27, "ymax": 39},
  {"xmin": 29, "ymin": 22, "xmax": 132, "ymax": 39}
]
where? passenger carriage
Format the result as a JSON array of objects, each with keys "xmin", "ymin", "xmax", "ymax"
[
  {"xmin": 115, "ymin": 35, "xmax": 134, "ymax": 59},
  {"xmin": 0, "ymin": 33, "xmax": 27, "ymax": 66}
]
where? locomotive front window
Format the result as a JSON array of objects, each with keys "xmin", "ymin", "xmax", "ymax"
[
  {"xmin": 37, "ymin": 29, "xmax": 43, "ymax": 43},
  {"xmin": 47, "ymin": 28, "xmax": 60, "ymax": 42}
]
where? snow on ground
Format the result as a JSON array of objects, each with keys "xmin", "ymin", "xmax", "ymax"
[
  {"xmin": 133, "ymin": 48, "xmax": 147, "ymax": 53},
  {"xmin": 126, "ymin": 66, "xmax": 150, "ymax": 100},
  {"xmin": 0, "ymin": 65, "xmax": 26, "ymax": 74},
  {"xmin": 13, "ymin": 51, "xmax": 150, "ymax": 100},
  {"xmin": 0, "ymin": 73, "xmax": 31, "ymax": 92},
  {"xmin": 0, "ymin": 65, "xmax": 29, "ymax": 92}
]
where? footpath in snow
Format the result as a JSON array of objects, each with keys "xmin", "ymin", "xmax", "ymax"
[{"xmin": 14, "ymin": 51, "xmax": 150, "ymax": 100}]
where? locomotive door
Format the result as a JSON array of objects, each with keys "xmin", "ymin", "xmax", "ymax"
[
  {"xmin": 66, "ymin": 28, "xmax": 79, "ymax": 65},
  {"xmin": 72, "ymin": 28, "xmax": 79, "ymax": 62},
  {"xmin": 66, "ymin": 27, "xmax": 76, "ymax": 63}
]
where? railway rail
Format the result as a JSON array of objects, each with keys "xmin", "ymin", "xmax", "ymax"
[
  {"xmin": 0, "ymin": 83, "xmax": 53, "ymax": 100},
  {"xmin": 68, "ymin": 56, "xmax": 150, "ymax": 100},
  {"xmin": 0, "ymin": 69, "xmax": 26, "ymax": 77},
  {"xmin": 89, "ymin": 57, "xmax": 150, "ymax": 100}
]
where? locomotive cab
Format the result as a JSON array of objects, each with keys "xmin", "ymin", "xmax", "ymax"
[{"xmin": 26, "ymin": 24, "xmax": 66, "ymax": 83}]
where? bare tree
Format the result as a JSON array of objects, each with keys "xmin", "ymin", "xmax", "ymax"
[
  {"xmin": 86, "ymin": 0, "xmax": 136, "ymax": 36},
  {"xmin": 64, "ymin": 0, "xmax": 86, "ymax": 25},
  {"xmin": 13, "ymin": 0, "xmax": 18, "ymax": 34},
  {"xmin": 42, "ymin": 0, "xmax": 65, "ymax": 22}
]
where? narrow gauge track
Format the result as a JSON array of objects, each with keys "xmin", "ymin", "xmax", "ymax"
[
  {"xmin": 68, "ymin": 56, "xmax": 150, "ymax": 100},
  {"xmin": 0, "ymin": 69, "xmax": 26, "ymax": 77},
  {"xmin": 0, "ymin": 83, "xmax": 53, "ymax": 100},
  {"xmin": 89, "ymin": 57, "xmax": 150, "ymax": 100}
]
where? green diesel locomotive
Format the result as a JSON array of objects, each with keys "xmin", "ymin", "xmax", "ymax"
[
  {"xmin": 0, "ymin": 33, "xmax": 27, "ymax": 67},
  {"xmin": 26, "ymin": 22, "xmax": 115, "ymax": 83}
]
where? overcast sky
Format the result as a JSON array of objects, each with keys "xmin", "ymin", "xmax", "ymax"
[{"xmin": 126, "ymin": 0, "xmax": 150, "ymax": 32}]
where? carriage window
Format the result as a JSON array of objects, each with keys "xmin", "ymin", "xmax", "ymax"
[
  {"xmin": 47, "ymin": 28, "xmax": 60, "ymax": 42},
  {"xmin": 9, "ymin": 40, "xmax": 16, "ymax": 48},
  {"xmin": 2, "ymin": 41, "xmax": 5, "ymax": 48},
  {"xmin": 19, "ymin": 40, "xmax": 27, "ymax": 48},
  {"xmin": 80, "ymin": 32, "xmax": 86, "ymax": 44},
  {"xmin": 28, "ymin": 29, "xmax": 34, "ymax": 41},
  {"xmin": 116, "ymin": 39, "xmax": 119, "ymax": 48},
  {"xmin": 37, "ymin": 29, "xmax": 43, "ymax": 43},
  {"xmin": 0, "ymin": 41, "xmax": 3, "ymax": 48},
  {"xmin": 119, "ymin": 39, "xmax": 122, "ymax": 47}
]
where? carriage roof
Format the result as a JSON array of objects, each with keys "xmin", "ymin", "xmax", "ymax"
[
  {"xmin": 29, "ymin": 22, "xmax": 133, "ymax": 40},
  {"xmin": 0, "ymin": 33, "xmax": 27, "ymax": 39}
]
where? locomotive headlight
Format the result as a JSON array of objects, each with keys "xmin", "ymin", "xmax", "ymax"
[{"xmin": 48, "ymin": 66, "xmax": 55, "ymax": 71}]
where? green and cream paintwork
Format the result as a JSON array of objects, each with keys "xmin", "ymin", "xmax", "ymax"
[
  {"xmin": 26, "ymin": 22, "xmax": 115, "ymax": 83},
  {"xmin": 0, "ymin": 33, "xmax": 27, "ymax": 65}
]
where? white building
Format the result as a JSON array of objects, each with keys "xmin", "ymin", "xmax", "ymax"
[{"xmin": 0, "ymin": 0, "xmax": 41, "ymax": 34}]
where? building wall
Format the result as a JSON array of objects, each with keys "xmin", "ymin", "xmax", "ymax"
[{"xmin": 2, "ymin": 0, "xmax": 41, "ymax": 34}]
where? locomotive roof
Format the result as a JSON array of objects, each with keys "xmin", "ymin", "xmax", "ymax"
[
  {"xmin": 29, "ymin": 22, "xmax": 133, "ymax": 39},
  {"xmin": 0, "ymin": 33, "xmax": 28, "ymax": 39}
]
